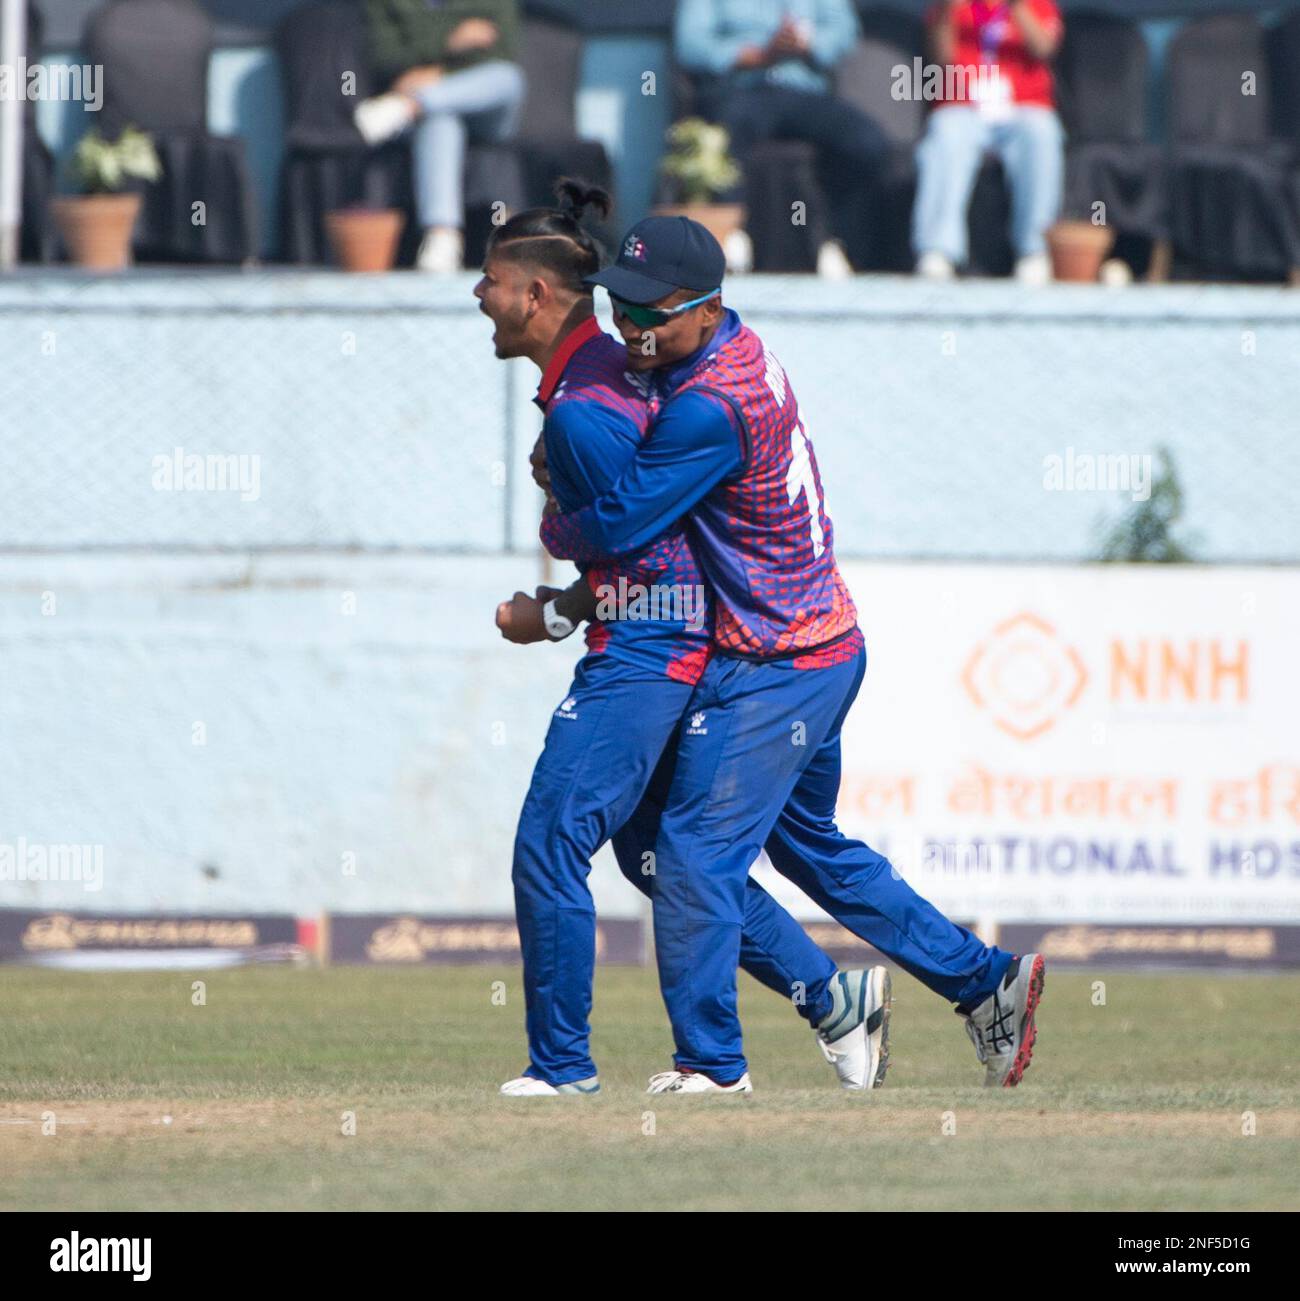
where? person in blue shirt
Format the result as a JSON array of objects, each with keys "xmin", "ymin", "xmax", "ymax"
[
  {"xmin": 480, "ymin": 182, "xmax": 892, "ymax": 1096},
  {"xmin": 674, "ymin": 0, "xmax": 886, "ymax": 274},
  {"xmin": 511, "ymin": 216, "xmax": 1044, "ymax": 1095}
]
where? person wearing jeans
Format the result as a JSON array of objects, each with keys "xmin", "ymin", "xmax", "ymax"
[
  {"xmin": 357, "ymin": 0, "xmax": 525, "ymax": 272},
  {"xmin": 674, "ymin": 0, "xmax": 886, "ymax": 278},
  {"xmin": 912, "ymin": 0, "xmax": 1065, "ymax": 284}
]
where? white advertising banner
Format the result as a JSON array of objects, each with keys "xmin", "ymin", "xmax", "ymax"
[{"xmin": 753, "ymin": 563, "xmax": 1300, "ymax": 926}]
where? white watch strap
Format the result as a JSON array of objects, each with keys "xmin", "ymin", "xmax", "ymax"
[{"xmin": 542, "ymin": 598, "xmax": 576, "ymax": 641}]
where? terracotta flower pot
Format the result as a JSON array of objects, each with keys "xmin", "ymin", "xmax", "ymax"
[
  {"xmin": 325, "ymin": 208, "xmax": 406, "ymax": 273},
  {"xmin": 1046, "ymin": 221, "xmax": 1116, "ymax": 283},
  {"xmin": 52, "ymin": 193, "xmax": 141, "ymax": 270},
  {"xmin": 651, "ymin": 202, "xmax": 747, "ymax": 250}
]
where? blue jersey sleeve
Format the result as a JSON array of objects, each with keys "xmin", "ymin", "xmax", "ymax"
[
  {"xmin": 540, "ymin": 390, "xmax": 744, "ymax": 563},
  {"xmin": 542, "ymin": 400, "xmax": 637, "ymax": 514}
]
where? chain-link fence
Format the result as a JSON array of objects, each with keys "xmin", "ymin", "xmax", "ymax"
[{"xmin": 3, "ymin": 270, "xmax": 1298, "ymax": 562}]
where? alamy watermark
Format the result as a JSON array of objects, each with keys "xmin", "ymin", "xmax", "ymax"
[
  {"xmin": 152, "ymin": 448, "xmax": 261, "ymax": 502},
  {"xmin": 1043, "ymin": 448, "xmax": 1151, "ymax": 502},
  {"xmin": 0, "ymin": 838, "xmax": 103, "ymax": 892},
  {"xmin": 0, "ymin": 59, "xmax": 103, "ymax": 112},
  {"xmin": 891, "ymin": 59, "xmax": 1005, "ymax": 103},
  {"xmin": 594, "ymin": 578, "xmax": 707, "ymax": 632}
]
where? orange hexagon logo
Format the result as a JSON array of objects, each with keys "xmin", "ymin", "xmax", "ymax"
[{"xmin": 962, "ymin": 612, "xmax": 1088, "ymax": 740}]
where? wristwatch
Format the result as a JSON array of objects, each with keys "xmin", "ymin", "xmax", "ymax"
[{"xmin": 542, "ymin": 598, "xmax": 577, "ymax": 641}]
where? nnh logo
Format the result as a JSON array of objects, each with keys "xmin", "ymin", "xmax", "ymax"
[
  {"xmin": 962, "ymin": 614, "xmax": 1250, "ymax": 740},
  {"xmin": 1110, "ymin": 639, "xmax": 1248, "ymax": 703},
  {"xmin": 962, "ymin": 612, "xmax": 1088, "ymax": 741}
]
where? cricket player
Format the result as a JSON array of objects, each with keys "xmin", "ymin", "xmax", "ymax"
[
  {"xmin": 478, "ymin": 182, "xmax": 891, "ymax": 1096},
  {"xmin": 510, "ymin": 215, "xmax": 1045, "ymax": 1093}
]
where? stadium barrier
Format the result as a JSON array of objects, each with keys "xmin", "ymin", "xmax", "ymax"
[
  {"xmin": 2, "ymin": 273, "xmax": 1297, "ymax": 954},
  {"xmin": 2, "ymin": 272, "xmax": 1299, "ymax": 561}
]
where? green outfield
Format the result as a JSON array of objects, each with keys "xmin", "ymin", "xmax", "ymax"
[{"xmin": 2, "ymin": 964, "xmax": 1297, "ymax": 1212}]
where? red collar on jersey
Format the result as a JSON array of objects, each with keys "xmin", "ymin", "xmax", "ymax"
[{"xmin": 535, "ymin": 314, "xmax": 603, "ymax": 406}]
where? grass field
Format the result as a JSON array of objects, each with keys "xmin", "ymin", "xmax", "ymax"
[{"xmin": 3, "ymin": 964, "xmax": 1298, "ymax": 1211}]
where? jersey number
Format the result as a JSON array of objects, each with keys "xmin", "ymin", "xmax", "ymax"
[{"xmin": 786, "ymin": 420, "xmax": 826, "ymax": 558}]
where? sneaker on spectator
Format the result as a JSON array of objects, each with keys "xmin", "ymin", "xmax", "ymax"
[
  {"xmin": 354, "ymin": 93, "xmax": 415, "ymax": 146},
  {"xmin": 1015, "ymin": 253, "xmax": 1052, "ymax": 287},
  {"xmin": 723, "ymin": 228, "xmax": 753, "ymax": 274},
  {"xmin": 916, "ymin": 250, "xmax": 956, "ymax": 281},
  {"xmin": 417, "ymin": 226, "xmax": 464, "ymax": 274},
  {"xmin": 816, "ymin": 239, "xmax": 853, "ymax": 280},
  {"xmin": 1100, "ymin": 257, "xmax": 1133, "ymax": 287}
]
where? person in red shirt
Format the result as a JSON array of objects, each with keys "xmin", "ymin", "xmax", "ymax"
[{"xmin": 912, "ymin": 0, "xmax": 1065, "ymax": 283}]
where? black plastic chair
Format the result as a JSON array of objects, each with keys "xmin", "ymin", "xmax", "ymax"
[
  {"xmin": 514, "ymin": 17, "xmax": 613, "ymax": 218},
  {"xmin": 1269, "ymin": 7, "xmax": 1300, "ymax": 148},
  {"xmin": 1267, "ymin": 6, "xmax": 1300, "ymax": 281},
  {"xmin": 275, "ymin": 0, "xmax": 378, "ymax": 264},
  {"xmin": 833, "ymin": 32, "xmax": 923, "ymax": 271},
  {"xmin": 853, "ymin": 1, "xmax": 925, "ymax": 59},
  {"xmin": 1056, "ymin": 12, "xmax": 1165, "ymax": 273},
  {"xmin": 1165, "ymin": 14, "xmax": 1298, "ymax": 281},
  {"xmin": 85, "ymin": 0, "xmax": 259, "ymax": 264},
  {"xmin": 20, "ymin": 1, "xmax": 55, "ymax": 263}
]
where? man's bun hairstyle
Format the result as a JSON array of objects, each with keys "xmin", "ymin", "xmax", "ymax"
[{"xmin": 486, "ymin": 177, "xmax": 612, "ymax": 293}]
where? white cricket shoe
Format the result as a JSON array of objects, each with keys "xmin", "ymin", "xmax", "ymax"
[
  {"xmin": 916, "ymin": 250, "xmax": 956, "ymax": 281},
  {"xmin": 723, "ymin": 228, "xmax": 753, "ymax": 274},
  {"xmin": 645, "ymin": 1069, "xmax": 753, "ymax": 1095},
  {"xmin": 814, "ymin": 966, "xmax": 892, "ymax": 1090},
  {"xmin": 1014, "ymin": 252, "xmax": 1052, "ymax": 286},
  {"xmin": 816, "ymin": 239, "xmax": 853, "ymax": 280},
  {"xmin": 499, "ymin": 1074, "xmax": 600, "ymax": 1097},
  {"xmin": 958, "ymin": 953, "xmax": 1045, "ymax": 1087},
  {"xmin": 416, "ymin": 226, "xmax": 464, "ymax": 274},
  {"xmin": 353, "ymin": 93, "xmax": 415, "ymax": 146}
]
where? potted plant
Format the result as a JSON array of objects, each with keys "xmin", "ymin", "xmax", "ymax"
[
  {"xmin": 653, "ymin": 118, "xmax": 745, "ymax": 248},
  {"xmin": 53, "ymin": 126, "xmax": 160, "ymax": 270},
  {"xmin": 1045, "ymin": 213, "xmax": 1116, "ymax": 283},
  {"xmin": 325, "ymin": 206, "xmax": 406, "ymax": 273}
]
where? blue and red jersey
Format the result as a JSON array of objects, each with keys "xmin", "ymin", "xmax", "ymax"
[
  {"xmin": 537, "ymin": 315, "xmax": 711, "ymax": 685},
  {"xmin": 540, "ymin": 309, "xmax": 862, "ymax": 669}
]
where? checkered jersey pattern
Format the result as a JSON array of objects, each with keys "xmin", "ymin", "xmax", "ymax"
[
  {"xmin": 544, "ymin": 334, "xmax": 711, "ymax": 684},
  {"xmin": 676, "ymin": 325, "xmax": 861, "ymax": 664}
]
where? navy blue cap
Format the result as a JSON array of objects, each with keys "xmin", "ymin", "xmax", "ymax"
[{"xmin": 585, "ymin": 216, "xmax": 726, "ymax": 305}]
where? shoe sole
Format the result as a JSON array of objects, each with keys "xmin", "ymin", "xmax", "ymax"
[
  {"xmin": 1002, "ymin": 955, "xmax": 1046, "ymax": 1087},
  {"xmin": 645, "ymin": 1081, "xmax": 753, "ymax": 1096},
  {"xmin": 869, "ymin": 967, "xmax": 892, "ymax": 1089}
]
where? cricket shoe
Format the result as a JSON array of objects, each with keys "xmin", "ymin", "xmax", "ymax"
[
  {"xmin": 814, "ymin": 966, "xmax": 892, "ymax": 1090},
  {"xmin": 645, "ymin": 1069, "xmax": 753, "ymax": 1095},
  {"xmin": 958, "ymin": 953, "xmax": 1045, "ymax": 1087},
  {"xmin": 499, "ymin": 1075, "xmax": 600, "ymax": 1097}
]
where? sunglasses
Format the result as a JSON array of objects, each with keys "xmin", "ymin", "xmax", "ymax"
[{"xmin": 609, "ymin": 288, "xmax": 721, "ymax": 329}]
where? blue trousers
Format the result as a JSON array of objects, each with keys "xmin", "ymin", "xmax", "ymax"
[
  {"xmin": 912, "ymin": 105, "xmax": 1065, "ymax": 263},
  {"xmin": 512, "ymin": 654, "xmax": 839, "ymax": 1085},
  {"xmin": 651, "ymin": 648, "xmax": 1012, "ymax": 1082},
  {"xmin": 411, "ymin": 61, "xmax": 525, "ymax": 228}
]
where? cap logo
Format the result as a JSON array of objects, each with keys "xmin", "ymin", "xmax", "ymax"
[{"xmin": 622, "ymin": 234, "xmax": 647, "ymax": 262}]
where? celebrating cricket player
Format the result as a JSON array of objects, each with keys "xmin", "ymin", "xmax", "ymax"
[
  {"xmin": 505, "ymin": 213, "xmax": 1045, "ymax": 1094},
  {"xmin": 479, "ymin": 182, "xmax": 892, "ymax": 1095}
]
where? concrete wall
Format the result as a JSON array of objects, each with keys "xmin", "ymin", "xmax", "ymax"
[
  {"xmin": 3, "ymin": 272, "xmax": 1298, "ymax": 562},
  {"xmin": 0, "ymin": 551, "xmax": 584, "ymax": 917},
  {"xmin": 3, "ymin": 270, "xmax": 1298, "ymax": 919}
]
